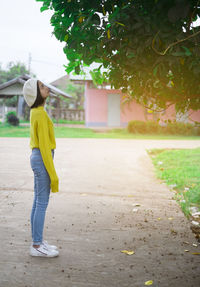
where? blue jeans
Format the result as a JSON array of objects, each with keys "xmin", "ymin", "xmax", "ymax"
[{"xmin": 30, "ymin": 148, "xmax": 54, "ymax": 245}]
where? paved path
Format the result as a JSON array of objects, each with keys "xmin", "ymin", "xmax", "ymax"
[{"xmin": 0, "ymin": 138, "xmax": 200, "ymax": 287}]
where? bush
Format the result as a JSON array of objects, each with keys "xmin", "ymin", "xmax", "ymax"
[
  {"xmin": 127, "ymin": 120, "xmax": 147, "ymax": 134},
  {"xmin": 127, "ymin": 120, "xmax": 161, "ymax": 134},
  {"xmin": 6, "ymin": 111, "xmax": 19, "ymax": 126},
  {"xmin": 127, "ymin": 120, "xmax": 197, "ymax": 135},
  {"xmin": 145, "ymin": 120, "xmax": 161, "ymax": 134},
  {"xmin": 164, "ymin": 121, "xmax": 194, "ymax": 135},
  {"xmin": 194, "ymin": 126, "xmax": 200, "ymax": 136}
]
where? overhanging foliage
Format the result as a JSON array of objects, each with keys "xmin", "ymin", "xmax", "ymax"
[{"xmin": 36, "ymin": 0, "xmax": 200, "ymax": 113}]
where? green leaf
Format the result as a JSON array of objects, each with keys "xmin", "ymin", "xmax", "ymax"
[
  {"xmin": 171, "ymin": 51, "xmax": 185, "ymax": 56},
  {"xmin": 182, "ymin": 46, "xmax": 192, "ymax": 56},
  {"xmin": 64, "ymin": 65, "xmax": 74, "ymax": 74},
  {"xmin": 40, "ymin": 6, "xmax": 49, "ymax": 12},
  {"xmin": 83, "ymin": 62, "xmax": 90, "ymax": 67},
  {"xmin": 127, "ymin": 52, "xmax": 135, "ymax": 59},
  {"xmin": 115, "ymin": 21, "xmax": 125, "ymax": 27},
  {"xmin": 64, "ymin": 34, "xmax": 69, "ymax": 42},
  {"xmin": 53, "ymin": 27, "xmax": 66, "ymax": 41},
  {"xmin": 153, "ymin": 66, "xmax": 158, "ymax": 76},
  {"xmin": 75, "ymin": 65, "xmax": 81, "ymax": 74},
  {"xmin": 106, "ymin": 23, "xmax": 111, "ymax": 29},
  {"xmin": 66, "ymin": 52, "xmax": 79, "ymax": 61}
]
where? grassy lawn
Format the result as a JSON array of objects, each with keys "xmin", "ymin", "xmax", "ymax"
[
  {"xmin": 20, "ymin": 119, "xmax": 85, "ymax": 125},
  {"xmin": 0, "ymin": 124, "xmax": 200, "ymax": 139},
  {"xmin": 147, "ymin": 148, "xmax": 200, "ymax": 217}
]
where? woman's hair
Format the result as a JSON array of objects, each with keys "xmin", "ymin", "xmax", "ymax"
[{"xmin": 30, "ymin": 81, "xmax": 45, "ymax": 109}]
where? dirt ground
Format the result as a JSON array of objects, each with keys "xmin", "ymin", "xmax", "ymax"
[{"xmin": 0, "ymin": 138, "xmax": 200, "ymax": 287}]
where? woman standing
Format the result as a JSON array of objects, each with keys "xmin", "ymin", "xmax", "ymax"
[{"xmin": 23, "ymin": 78, "xmax": 59, "ymax": 257}]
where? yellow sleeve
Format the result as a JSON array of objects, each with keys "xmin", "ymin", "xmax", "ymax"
[{"xmin": 37, "ymin": 114, "xmax": 59, "ymax": 193}]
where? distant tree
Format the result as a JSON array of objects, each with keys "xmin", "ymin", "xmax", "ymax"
[
  {"xmin": 0, "ymin": 62, "xmax": 30, "ymax": 107},
  {"xmin": 36, "ymin": 0, "xmax": 200, "ymax": 113},
  {"xmin": 65, "ymin": 78, "xmax": 84, "ymax": 109},
  {"xmin": 0, "ymin": 61, "xmax": 29, "ymax": 84}
]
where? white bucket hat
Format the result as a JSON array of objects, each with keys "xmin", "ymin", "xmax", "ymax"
[{"xmin": 23, "ymin": 78, "xmax": 38, "ymax": 107}]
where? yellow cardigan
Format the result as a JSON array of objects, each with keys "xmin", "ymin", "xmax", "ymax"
[{"xmin": 30, "ymin": 106, "xmax": 59, "ymax": 193}]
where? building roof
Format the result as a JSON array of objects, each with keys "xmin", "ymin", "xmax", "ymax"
[
  {"xmin": 50, "ymin": 74, "xmax": 70, "ymax": 88},
  {"xmin": 0, "ymin": 74, "xmax": 72, "ymax": 99},
  {"xmin": 69, "ymin": 63, "xmax": 101, "ymax": 84},
  {"xmin": 69, "ymin": 73, "xmax": 92, "ymax": 83}
]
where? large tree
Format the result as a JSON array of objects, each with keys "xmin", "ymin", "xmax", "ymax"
[{"xmin": 36, "ymin": 0, "xmax": 200, "ymax": 113}]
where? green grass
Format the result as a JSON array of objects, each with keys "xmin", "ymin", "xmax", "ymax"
[
  {"xmin": 147, "ymin": 148, "xmax": 200, "ymax": 217},
  {"xmin": 19, "ymin": 119, "xmax": 30, "ymax": 124},
  {"xmin": 52, "ymin": 119, "xmax": 85, "ymax": 125},
  {"xmin": 0, "ymin": 124, "xmax": 200, "ymax": 139},
  {"xmin": 0, "ymin": 124, "xmax": 30, "ymax": 137},
  {"xmin": 19, "ymin": 119, "xmax": 85, "ymax": 125}
]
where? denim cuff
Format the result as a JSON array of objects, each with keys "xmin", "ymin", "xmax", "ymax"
[{"xmin": 32, "ymin": 241, "xmax": 42, "ymax": 245}]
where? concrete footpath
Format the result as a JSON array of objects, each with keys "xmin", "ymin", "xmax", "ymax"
[{"xmin": 0, "ymin": 138, "xmax": 200, "ymax": 287}]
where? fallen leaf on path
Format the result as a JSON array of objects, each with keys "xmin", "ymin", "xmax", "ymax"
[
  {"xmin": 157, "ymin": 218, "xmax": 162, "ymax": 220},
  {"xmin": 132, "ymin": 208, "xmax": 138, "ymax": 212},
  {"xmin": 145, "ymin": 280, "xmax": 153, "ymax": 285},
  {"xmin": 121, "ymin": 250, "xmax": 135, "ymax": 255},
  {"xmin": 189, "ymin": 208, "xmax": 199, "ymax": 217},
  {"xmin": 192, "ymin": 211, "xmax": 200, "ymax": 217},
  {"xmin": 171, "ymin": 229, "xmax": 177, "ymax": 235},
  {"xmin": 191, "ymin": 252, "xmax": 200, "ymax": 255},
  {"xmin": 184, "ymin": 250, "xmax": 189, "ymax": 252},
  {"xmin": 169, "ymin": 184, "xmax": 177, "ymax": 188},
  {"xmin": 192, "ymin": 243, "xmax": 198, "ymax": 247},
  {"xmin": 183, "ymin": 241, "xmax": 189, "ymax": 244},
  {"xmin": 132, "ymin": 203, "xmax": 141, "ymax": 207},
  {"xmin": 81, "ymin": 193, "xmax": 87, "ymax": 196},
  {"xmin": 191, "ymin": 221, "xmax": 200, "ymax": 227},
  {"xmin": 168, "ymin": 217, "xmax": 173, "ymax": 220}
]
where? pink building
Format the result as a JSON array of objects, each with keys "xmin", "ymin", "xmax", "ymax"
[{"xmin": 71, "ymin": 78, "xmax": 200, "ymax": 128}]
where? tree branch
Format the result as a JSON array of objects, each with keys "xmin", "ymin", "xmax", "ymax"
[
  {"xmin": 141, "ymin": 102, "xmax": 174, "ymax": 113},
  {"xmin": 152, "ymin": 29, "xmax": 200, "ymax": 56}
]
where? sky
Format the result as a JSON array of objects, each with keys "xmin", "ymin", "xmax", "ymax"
[{"xmin": 0, "ymin": 0, "xmax": 68, "ymax": 83}]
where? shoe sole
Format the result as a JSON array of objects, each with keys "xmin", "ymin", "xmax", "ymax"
[
  {"xmin": 30, "ymin": 248, "xmax": 59, "ymax": 258},
  {"xmin": 30, "ymin": 252, "xmax": 59, "ymax": 258},
  {"xmin": 30, "ymin": 246, "xmax": 58, "ymax": 251}
]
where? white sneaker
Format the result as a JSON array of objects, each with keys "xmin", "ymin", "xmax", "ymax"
[
  {"xmin": 30, "ymin": 243, "xmax": 59, "ymax": 257},
  {"xmin": 31, "ymin": 240, "xmax": 58, "ymax": 250},
  {"xmin": 42, "ymin": 240, "xmax": 58, "ymax": 250}
]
